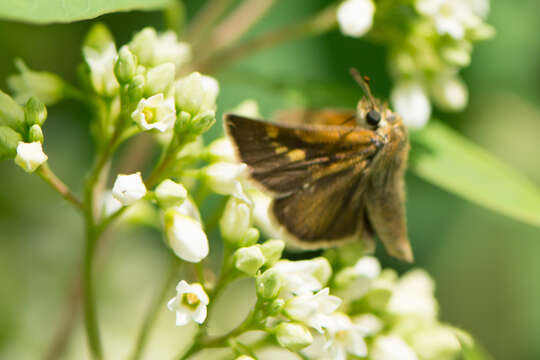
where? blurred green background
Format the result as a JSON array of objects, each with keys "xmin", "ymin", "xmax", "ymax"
[{"xmin": 0, "ymin": 0, "xmax": 539, "ymax": 359}]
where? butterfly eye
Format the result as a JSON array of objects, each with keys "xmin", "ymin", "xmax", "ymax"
[{"xmin": 366, "ymin": 110, "xmax": 381, "ymax": 126}]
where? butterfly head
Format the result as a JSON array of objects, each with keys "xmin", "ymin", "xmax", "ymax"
[{"xmin": 350, "ymin": 68, "xmax": 400, "ymax": 130}]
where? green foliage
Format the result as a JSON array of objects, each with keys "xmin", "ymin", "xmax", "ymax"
[
  {"xmin": 0, "ymin": 0, "xmax": 169, "ymax": 24},
  {"xmin": 410, "ymin": 121, "xmax": 540, "ymax": 228}
]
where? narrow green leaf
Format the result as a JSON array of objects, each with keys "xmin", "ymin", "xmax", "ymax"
[
  {"xmin": 410, "ymin": 120, "xmax": 540, "ymax": 228},
  {"xmin": 0, "ymin": 0, "xmax": 169, "ymax": 24}
]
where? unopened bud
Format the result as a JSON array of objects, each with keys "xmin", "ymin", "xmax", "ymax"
[
  {"xmin": 234, "ymin": 246, "xmax": 265, "ymax": 276},
  {"xmin": 155, "ymin": 179, "xmax": 187, "ymax": 208},
  {"xmin": 274, "ymin": 323, "xmax": 313, "ymax": 351},
  {"xmin": 145, "ymin": 62, "xmax": 175, "ymax": 96},
  {"xmin": 256, "ymin": 268, "xmax": 282, "ymax": 299},
  {"xmin": 219, "ymin": 196, "xmax": 251, "ymax": 245},
  {"xmin": 115, "ymin": 46, "xmax": 137, "ymax": 84},
  {"xmin": 24, "ymin": 97, "xmax": 47, "ymax": 127},
  {"xmin": 259, "ymin": 239, "xmax": 285, "ymax": 266},
  {"xmin": 28, "ymin": 124, "xmax": 44, "ymax": 143}
]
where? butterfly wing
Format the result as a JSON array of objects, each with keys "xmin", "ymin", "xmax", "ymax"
[
  {"xmin": 273, "ymin": 108, "xmax": 358, "ymax": 127},
  {"xmin": 225, "ymin": 114, "xmax": 381, "ymax": 246}
]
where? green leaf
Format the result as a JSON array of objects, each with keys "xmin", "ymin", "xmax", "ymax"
[
  {"xmin": 410, "ymin": 121, "xmax": 540, "ymax": 228},
  {"xmin": 0, "ymin": 0, "xmax": 169, "ymax": 24}
]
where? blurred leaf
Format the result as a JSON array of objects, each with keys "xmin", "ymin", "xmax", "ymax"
[
  {"xmin": 0, "ymin": 0, "xmax": 169, "ymax": 24},
  {"xmin": 410, "ymin": 121, "xmax": 540, "ymax": 228}
]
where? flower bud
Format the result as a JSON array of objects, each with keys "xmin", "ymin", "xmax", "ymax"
[
  {"xmin": 155, "ymin": 179, "xmax": 187, "ymax": 208},
  {"xmin": 128, "ymin": 27, "xmax": 157, "ymax": 66},
  {"xmin": 274, "ymin": 323, "xmax": 313, "ymax": 352},
  {"xmin": 7, "ymin": 59, "xmax": 65, "ymax": 106},
  {"xmin": 0, "ymin": 89, "xmax": 25, "ymax": 133},
  {"xmin": 174, "ymin": 72, "xmax": 218, "ymax": 116},
  {"xmin": 114, "ymin": 46, "xmax": 137, "ymax": 84},
  {"xmin": 145, "ymin": 62, "xmax": 176, "ymax": 96},
  {"xmin": 191, "ymin": 110, "xmax": 216, "ymax": 135},
  {"xmin": 259, "ymin": 239, "xmax": 285, "ymax": 266},
  {"xmin": 337, "ymin": 0, "xmax": 375, "ymax": 38},
  {"xmin": 28, "ymin": 124, "xmax": 44, "ymax": 143},
  {"xmin": 131, "ymin": 94, "xmax": 176, "ymax": 132},
  {"xmin": 391, "ymin": 80, "xmax": 431, "ymax": 129},
  {"xmin": 15, "ymin": 141, "xmax": 47, "ymax": 173},
  {"xmin": 127, "ymin": 75, "xmax": 145, "ymax": 104},
  {"xmin": 240, "ymin": 227, "xmax": 260, "ymax": 247},
  {"xmin": 430, "ymin": 74, "xmax": 468, "ymax": 112},
  {"xmin": 234, "ymin": 245, "xmax": 265, "ymax": 276},
  {"xmin": 256, "ymin": 268, "xmax": 282, "ymax": 299},
  {"xmin": 0, "ymin": 126, "xmax": 22, "ymax": 160},
  {"xmin": 220, "ymin": 196, "xmax": 251, "ymax": 245},
  {"xmin": 164, "ymin": 209, "xmax": 209, "ymax": 263},
  {"xmin": 84, "ymin": 23, "xmax": 114, "ymax": 52},
  {"xmin": 24, "ymin": 97, "xmax": 47, "ymax": 127},
  {"xmin": 83, "ymin": 43, "xmax": 119, "ymax": 96},
  {"xmin": 112, "ymin": 172, "xmax": 147, "ymax": 205},
  {"xmin": 205, "ymin": 137, "xmax": 236, "ymax": 162},
  {"xmin": 203, "ymin": 162, "xmax": 247, "ymax": 198},
  {"xmin": 153, "ymin": 31, "xmax": 192, "ymax": 68}
]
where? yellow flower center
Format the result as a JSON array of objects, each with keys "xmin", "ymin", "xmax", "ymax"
[
  {"xmin": 143, "ymin": 107, "xmax": 157, "ymax": 124},
  {"xmin": 182, "ymin": 292, "xmax": 200, "ymax": 309}
]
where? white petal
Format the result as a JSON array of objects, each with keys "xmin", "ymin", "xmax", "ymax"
[
  {"xmin": 175, "ymin": 280, "xmax": 191, "ymax": 293},
  {"xmin": 371, "ymin": 335, "xmax": 418, "ymax": 360},
  {"xmin": 391, "ymin": 80, "xmax": 431, "ymax": 129},
  {"xmin": 192, "ymin": 304, "xmax": 207, "ymax": 324},
  {"xmin": 15, "ymin": 141, "xmax": 47, "ymax": 173},
  {"xmin": 353, "ymin": 256, "xmax": 381, "ymax": 278},
  {"xmin": 167, "ymin": 214, "xmax": 209, "ymax": 262},
  {"xmin": 189, "ymin": 283, "xmax": 209, "ymax": 305},
  {"xmin": 175, "ymin": 311, "xmax": 191, "ymax": 326},
  {"xmin": 337, "ymin": 0, "xmax": 375, "ymax": 38},
  {"xmin": 112, "ymin": 172, "xmax": 147, "ymax": 205}
]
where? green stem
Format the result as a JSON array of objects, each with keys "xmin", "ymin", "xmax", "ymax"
[
  {"xmin": 131, "ymin": 257, "xmax": 181, "ymax": 360},
  {"xmin": 37, "ymin": 163, "xmax": 83, "ymax": 211},
  {"xmin": 83, "ymin": 225, "xmax": 103, "ymax": 360}
]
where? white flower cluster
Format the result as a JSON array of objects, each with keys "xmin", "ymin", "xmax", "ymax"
[{"xmin": 337, "ymin": 0, "xmax": 494, "ymax": 128}]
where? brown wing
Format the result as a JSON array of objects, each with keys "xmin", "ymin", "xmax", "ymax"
[
  {"xmin": 225, "ymin": 114, "xmax": 382, "ymax": 245},
  {"xmin": 224, "ymin": 114, "xmax": 380, "ymax": 195},
  {"xmin": 272, "ymin": 109, "xmax": 358, "ymax": 127}
]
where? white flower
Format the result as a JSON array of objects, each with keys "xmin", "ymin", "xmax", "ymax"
[
  {"xmin": 337, "ymin": 0, "xmax": 375, "ymax": 38},
  {"xmin": 387, "ymin": 269, "xmax": 438, "ymax": 319},
  {"xmin": 129, "ymin": 28, "xmax": 192, "ymax": 68},
  {"xmin": 131, "ymin": 93, "xmax": 176, "ymax": 132},
  {"xmin": 334, "ymin": 256, "xmax": 381, "ymax": 301},
  {"xmin": 284, "ymin": 288, "xmax": 342, "ymax": 333},
  {"xmin": 352, "ymin": 313, "xmax": 383, "ymax": 336},
  {"xmin": 370, "ymin": 335, "xmax": 418, "ymax": 360},
  {"xmin": 275, "ymin": 323, "xmax": 313, "ymax": 352},
  {"xmin": 410, "ymin": 324, "xmax": 461, "ymax": 360},
  {"xmin": 174, "ymin": 72, "xmax": 219, "ymax": 116},
  {"xmin": 234, "ymin": 245, "xmax": 265, "ymax": 275},
  {"xmin": 153, "ymin": 31, "xmax": 192, "ymax": 69},
  {"xmin": 391, "ymin": 80, "xmax": 431, "ymax": 129},
  {"xmin": 248, "ymin": 189, "xmax": 283, "ymax": 239},
  {"xmin": 203, "ymin": 161, "xmax": 249, "ymax": 201},
  {"xmin": 304, "ymin": 313, "xmax": 368, "ymax": 360},
  {"xmin": 165, "ymin": 209, "xmax": 209, "ymax": 263},
  {"xmin": 167, "ymin": 280, "xmax": 209, "ymax": 325},
  {"xmin": 102, "ymin": 190, "xmax": 122, "ymax": 217},
  {"xmin": 83, "ymin": 42, "xmax": 119, "ymax": 96},
  {"xmin": 430, "ymin": 73, "xmax": 468, "ymax": 111},
  {"xmin": 273, "ymin": 258, "xmax": 332, "ymax": 297},
  {"xmin": 416, "ymin": 0, "xmax": 480, "ymax": 40},
  {"xmin": 220, "ymin": 196, "xmax": 252, "ymax": 244},
  {"xmin": 15, "ymin": 141, "xmax": 47, "ymax": 173},
  {"xmin": 175, "ymin": 197, "xmax": 202, "ymax": 222},
  {"xmin": 145, "ymin": 62, "xmax": 176, "ymax": 95},
  {"xmin": 112, "ymin": 172, "xmax": 147, "ymax": 205},
  {"xmin": 206, "ymin": 137, "xmax": 236, "ymax": 162}
]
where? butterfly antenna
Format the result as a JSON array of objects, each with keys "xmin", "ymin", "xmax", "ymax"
[{"xmin": 350, "ymin": 68, "xmax": 376, "ymax": 108}]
